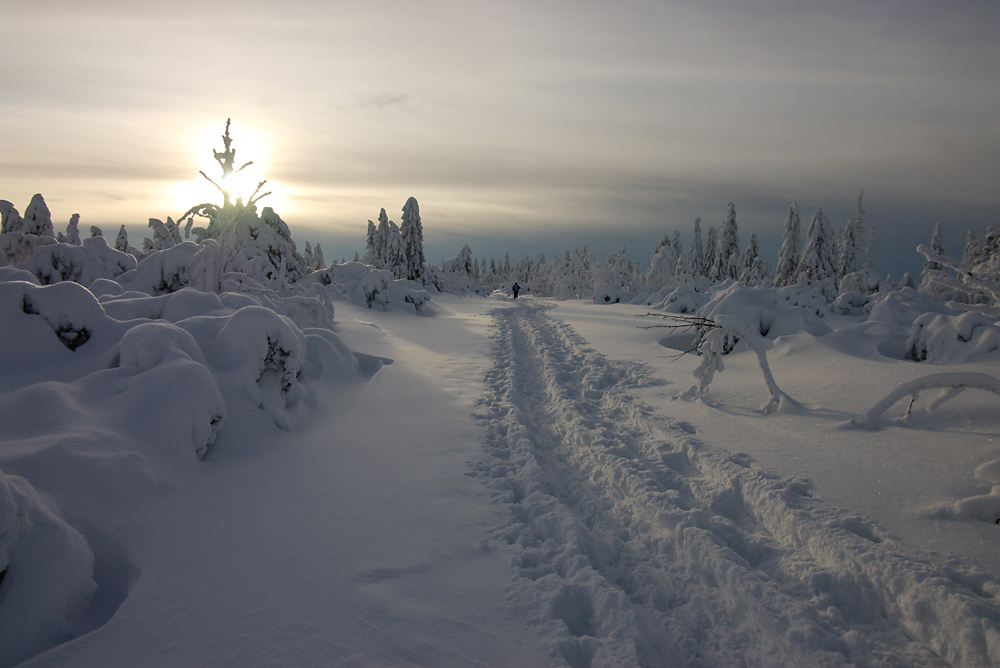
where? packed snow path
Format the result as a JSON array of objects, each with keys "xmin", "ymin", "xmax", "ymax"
[{"xmin": 474, "ymin": 303, "xmax": 1000, "ymax": 668}]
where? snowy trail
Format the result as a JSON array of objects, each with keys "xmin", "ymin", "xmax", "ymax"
[{"xmin": 474, "ymin": 303, "xmax": 1000, "ymax": 667}]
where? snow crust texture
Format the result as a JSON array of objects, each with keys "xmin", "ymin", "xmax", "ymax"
[{"xmin": 475, "ymin": 303, "xmax": 1000, "ymax": 667}]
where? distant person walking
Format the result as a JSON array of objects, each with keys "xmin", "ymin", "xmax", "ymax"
[{"xmin": 512, "ymin": 282, "xmax": 520, "ymax": 299}]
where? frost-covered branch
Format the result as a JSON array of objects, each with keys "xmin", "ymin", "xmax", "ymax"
[
  {"xmin": 853, "ymin": 372, "xmax": 1000, "ymax": 429},
  {"xmin": 917, "ymin": 243, "xmax": 1000, "ymax": 305}
]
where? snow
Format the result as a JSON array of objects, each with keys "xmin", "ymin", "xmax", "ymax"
[{"xmin": 2, "ymin": 281, "xmax": 1000, "ymax": 666}]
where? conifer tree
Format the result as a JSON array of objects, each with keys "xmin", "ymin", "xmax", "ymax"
[
  {"xmin": 688, "ymin": 218, "xmax": 705, "ymax": 277},
  {"xmin": 710, "ymin": 203, "xmax": 739, "ymax": 282},
  {"xmin": 115, "ymin": 225, "xmax": 130, "ymax": 253},
  {"xmin": 23, "ymin": 194, "xmax": 54, "ymax": 237},
  {"xmin": 400, "ymin": 197, "xmax": 426, "ymax": 282},
  {"xmin": 772, "ymin": 203, "xmax": 801, "ymax": 288},
  {"xmin": 313, "ymin": 243, "xmax": 325, "ymax": 270},
  {"xmin": 795, "ymin": 208, "xmax": 838, "ymax": 300},
  {"xmin": 704, "ymin": 226, "xmax": 718, "ymax": 280}
]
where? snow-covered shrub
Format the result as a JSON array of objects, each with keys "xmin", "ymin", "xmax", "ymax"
[
  {"xmin": 593, "ymin": 284, "xmax": 628, "ymax": 304},
  {"xmin": 696, "ymin": 283, "xmax": 832, "ymax": 342},
  {"xmin": 176, "ymin": 306, "xmax": 307, "ymax": 429},
  {"xmin": 905, "ymin": 312, "xmax": 1000, "ymax": 363},
  {"xmin": 865, "ymin": 287, "xmax": 958, "ymax": 328},
  {"xmin": 426, "ymin": 245, "xmax": 488, "ymax": 296},
  {"xmin": 645, "ymin": 278, "xmax": 713, "ymax": 313},
  {"xmin": 0, "ymin": 469, "xmax": 96, "ymax": 668},
  {"xmin": 831, "ymin": 290, "xmax": 870, "ymax": 317},
  {"xmin": 302, "ymin": 262, "xmax": 432, "ymax": 314},
  {"xmin": 115, "ymin": 241, "xmax": 204, "ymax": 295},
  {"xmin": 17, "ymin": 237, "xmax": 137, "ymax": 287},
  {"xmin": 14, "ymin": 280, "xmax": 109, "ymax": 351},
  {"xmin": 117, "ymin": 322, "xmax": 226, "ymax": 457}
]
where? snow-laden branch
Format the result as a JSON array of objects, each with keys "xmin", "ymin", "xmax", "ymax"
[
  {"xmin": 917, "ymin": 243, "xmax": 1000, "ymax": 305},
  {"xmin": 642, "ymin": 312, "xmax": 798, "ymax": 414},
  {"xmin": 853, "ymin": 371, "xmax": 1000, "ymax": 430}
]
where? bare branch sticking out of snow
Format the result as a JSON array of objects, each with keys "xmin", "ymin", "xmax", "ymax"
[{"xmin": 853, "ymin": 372, "xmax": 1000, "ymax": 430}]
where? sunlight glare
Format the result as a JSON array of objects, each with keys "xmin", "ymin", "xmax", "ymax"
[{"xmin": 169, "ymin": 121, "xmax": 289, "ymax": 218}]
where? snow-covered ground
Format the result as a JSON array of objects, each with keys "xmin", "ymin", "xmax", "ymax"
[{"xmin": 3, "ymin": 290, "xmax": 1000, "ymax": 667}]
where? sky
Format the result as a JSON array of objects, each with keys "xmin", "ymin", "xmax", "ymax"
[{"xmin": 3, "ymin": 0, "xmax": 999, "ymax": 279}]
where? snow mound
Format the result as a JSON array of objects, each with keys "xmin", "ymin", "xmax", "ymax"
[
  {"xmin": 645, "ymin": 283, "xmax": 710, "ymax": 313},
  {"xmin": 0, "ymin": 469, "xmax": 96, "ymax": 668},
  {"xmin": 866, "ymin": 287, "xmax": 958, "ymax": 328},
  {"xmin": 928, "ymin": 460, "xmax": 1000, "ymax": 523},
  {"xmin": 696, "ymin": 283, "xmax": 832, "ymax": 340},
  {"xmin": 906, "ymin": 311, "xmax": 1000, "ymax": 363}
]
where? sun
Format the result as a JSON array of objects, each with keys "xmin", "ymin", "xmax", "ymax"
[{"xmin": 169, "ymin": 120, "xmax": 288, "ymax": 218}]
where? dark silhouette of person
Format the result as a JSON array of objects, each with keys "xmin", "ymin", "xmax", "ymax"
[{"xmin": 512, "ymin": 282, "xmax": 520, "ymax": 299}]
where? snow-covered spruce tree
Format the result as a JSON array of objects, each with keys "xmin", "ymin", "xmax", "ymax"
[
  {"xmin": 836, "ymin": 211, "xmax": 861, "ymax": 282},
  {"xmin": 672, "ymin": 230, "xmax": 684, "ymax": 266},
  {"xmin": 710, "ymin": 203, "xmax": 740, "ymax": 282},
  {"xmin": 312, "ymin": 243, "xmax": 325, "ymax": 271},
  {"xmin": 738, "ymin": 232, "xmax": 769, "ymax": 287},
  {"xmin": 704, "ymin": 226, "xmax": 718, "ymax": 281},
  {"xmin": 919, "ymin": 222, "xmax": 949, "ymax": 296},
  {"xmin": 63, "ymin": 214, "xmax": 82, "ymax": 246},
  {"xmin": 23, "ymin": 193, "xmax": 54, "ymax": 237},
  {"xmin": 1, "ymin": 200, "xmax": 23, "ymax": 234},
  {"xmin": 795, "ymin": 208, "xmax": 839, "ymax": 301},
  {"xmin": 772, "ymin": 203, "xmax": 801, "ymax": 288},
  {"xmin": 0, "ymin": 196, "xmax": 58, "ymax": 264},
  {"xmin": 962, "ymin": 229, "xmax": 980, "ymax": 267},
  {"xmin": 303, "ymin": 242, "xmax": 315, "ymax": 272},
  {"xmin": 688, "ymin": 217, "xmax": 705, "ymax": 277},
  {"xmin": 400, "ymin": 196, "xmax": 426, "ymax": 282},
  {"xmin": 645, "ymin": 240, "xmax": 679, "ymax": 293},
  {"xmin": 175, "ymin": 119, "xmax": 309, "ymax": 294},
  {"xmin": 115, "ymin": 225, "xmax": 130, "ymax": 253},
  {"xmin": 363, "ymin": 219, "xmax": 377, "ymax": 265},
  {"xmin": 147, "ymin": 218, "xmax": 177, "ymax": 251},
  {"xmin": 90, "ymin": 226, "xmax": 102, "ymax": 237}
]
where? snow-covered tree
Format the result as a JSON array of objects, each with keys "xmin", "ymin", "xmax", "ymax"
[
  {"xmin": 919, "ymin": 223, "xmax": 946, "ymax": 293},
  {"xmin": 23, "ymin": 194, "xmax": 54, "ymax": 238},
  {"xmin": 90, "ymin": 226, "xmax": 103, "ymax": 237},
  {"xmin": 313, "ymin": 243, "xmax": 325, "ymax": 271},
  {"xmin": 962, "ymin": 229, "xmax": 979, "ymax": 267},
  {"xmin": 704, "ymin": 226, "xmax": 718, "ymax": 281},
  {"xmin": 645, "ymin": 242, "xmax": 679, "ymax": 292},
  {"xmin": 304, "ymin": 242, "xmax": 315, "ymax": 268},
  {"xmin": 836, "ymin": 212, "xmax": 862, "ymax": 281},
  {"xmin": 688, "ymin": 218, "xmax": 705, "ymax": 277},
  {"xmin": 115, "ymin": 225, "xmax": 130, "ymax": 253},
  {"xmin": 795, "ymin": 208, "xmax": 838, "ymax": 300},
  {"xmin": 399, "ymin": 197, "xmax": 426, "ymax": 282},
  {"xmin": 739, "ymin": 232, "xmax": 769, "ymax": 287},
  {"xmin": 710, "ymin": 203, "xmax": 739, "ymax": 282},
  {"xmin": 672, "ymin": 230, "xmax": 684, "ymax": 267},
  {"xmin": 147, "ymin": 218, "xmax": 177, "ymax": 251},
  {"xmin": 363, "ymin": 220, "xmax": 377, "ymax": 265},
  {"xmin": 772, "ymin": 203, "xmax": 801, "ymax": 288},
  {"xmin": 63, "ymin": 214, "xmax": 82, "ymax": 246},
  {"xmin": 0, "ymin": 200, "xmax": 23, "ymax": 234}
]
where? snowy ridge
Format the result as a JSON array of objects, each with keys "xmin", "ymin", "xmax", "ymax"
[{"xmin": 474, "ymin": 303, "xmax": 1000, "ymax": 667}]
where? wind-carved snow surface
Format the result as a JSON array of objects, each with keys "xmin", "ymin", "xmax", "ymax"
[{"xmin": 474, "ymin": 304, "xmax": 1000, "ymax": 667}]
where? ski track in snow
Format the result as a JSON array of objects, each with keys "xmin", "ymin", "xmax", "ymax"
[{"xmin": 473, "ymin": 303, "xmax": 1000, "ymax": 668}]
